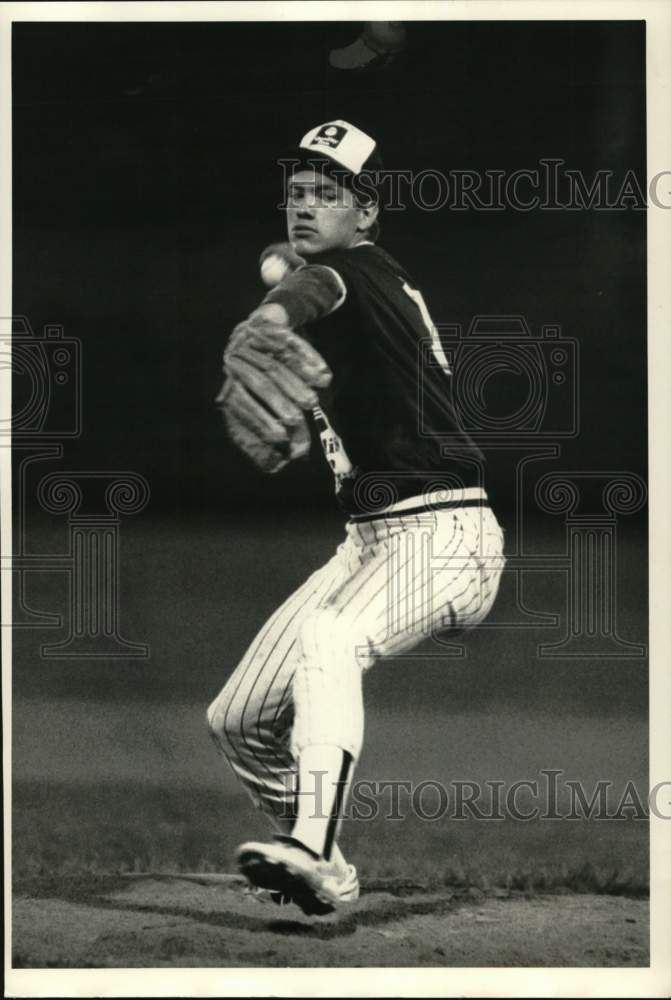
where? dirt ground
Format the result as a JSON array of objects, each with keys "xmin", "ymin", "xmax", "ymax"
[{"xmin": 12, "ymin": 874, "xmax": 648, "ymax": 968}]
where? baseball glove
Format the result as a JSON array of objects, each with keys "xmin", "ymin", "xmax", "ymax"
[{"xmin": 216, "ymin": 311, "xmax": 332, "ymax": 474}]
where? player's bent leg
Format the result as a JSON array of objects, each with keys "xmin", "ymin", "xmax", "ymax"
[
  {"xmin": 207, "ymin": 548, "xmax": 347, "ymax": 830},
  {"xmin": 273, "ymin": 602, "xmax": 370, "ymax": 872},
  {"xmin": 216, "ymin": 618, "xmax": 361, "ymax": 914},
  {"xmin": 286, "ymin": 508, "xmax": 506, "ymax": 767},
  {"xmin": 275, "ymin": 507, "xmax": 505, "ymax": 902},
  {"xmin": 285, "ymin": 508, "xmax": 506, "ymax": 833},
  {"xmin": 227, "ymin": 597, "xmax": 369, "ymax": 913},
  {"xmin": 291, "ymin": 605, "xmax": 368, "ymax": 762},
  {"xmin": 207, "ymin": 688, "xmax": 297, "ymax": 829}
]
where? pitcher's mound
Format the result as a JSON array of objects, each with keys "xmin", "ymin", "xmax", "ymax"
[{"xmin": 12, "ymin": 873, "xmax": 648, "ymax": 967}]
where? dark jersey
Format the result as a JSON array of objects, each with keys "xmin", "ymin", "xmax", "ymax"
[{"xmin": 301, "ymin": 243, "xmax": 485, "ymax": 515}]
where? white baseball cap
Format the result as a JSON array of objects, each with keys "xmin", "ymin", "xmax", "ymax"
[
  {"xmin": 280, "ymin": 120, "xmax": 384, "ymax": 202},
  {"xmin": 297, "ymin": 120, "xmax": 379, "ymax": 176}
]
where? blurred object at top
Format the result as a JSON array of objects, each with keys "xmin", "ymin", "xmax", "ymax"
[{"xmin": 329, "ymin": 22, "xmax": 407, "ymax": 71}]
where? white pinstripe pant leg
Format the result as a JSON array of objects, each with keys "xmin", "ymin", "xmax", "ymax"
[
  {"xmin": 290, "ymin": 508, "xmax": 505, "ymax": 763},
  {"xmin": 207, "ymin": 547, "xmax": 347, "ymax": 828}
]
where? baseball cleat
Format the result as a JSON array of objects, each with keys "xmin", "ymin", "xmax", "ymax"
[{"xmin": 236, "ymin": 835, "xmax": 359, "ymax": 916}]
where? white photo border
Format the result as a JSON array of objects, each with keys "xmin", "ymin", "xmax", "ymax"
[{"xmin": 2, "ymin": 2, "xmax": 669, "ymax": 997}]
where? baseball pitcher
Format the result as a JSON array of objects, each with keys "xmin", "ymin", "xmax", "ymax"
[{"xmin": 207, "ymin": 120, "xmax": 505, "ymax": 916}]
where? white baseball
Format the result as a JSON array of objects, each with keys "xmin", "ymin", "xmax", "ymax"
[{"xmin": 260, "ymin": 254, "xmax": 290, "ymax": 287}]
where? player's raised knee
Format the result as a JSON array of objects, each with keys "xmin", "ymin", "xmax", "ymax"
[
  {"xmin": 206, "ymin": 688, "xmax": 244, "ymax": 751},
  {"xmin": 206, "ymin": 696, "xmax": 223, "ymax": 742}
]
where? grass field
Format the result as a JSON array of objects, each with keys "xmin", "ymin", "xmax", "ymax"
[
  {"xmin": 14, "ymin": 779, "xmax": 648, "ymax": 894},
  {"xmin": 13, "ymin": 697, "xmax": 649, "ymax": 890}
]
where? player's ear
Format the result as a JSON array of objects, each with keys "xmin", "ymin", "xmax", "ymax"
[{"xmin": 356, "ymin": 200, "xmax": 379, "ymax": 237}]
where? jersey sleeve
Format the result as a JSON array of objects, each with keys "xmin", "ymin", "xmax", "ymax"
[
  {"xmin": 268, "ymin": 245, "xmax": 394, "ymax": 336},
  {"xmin": 262, "ymin": 263, "xmax": 346, "ymax": 328},
  {"xmin": 306, "ymin": 248, "xmax": 366, "ymax": 299}
]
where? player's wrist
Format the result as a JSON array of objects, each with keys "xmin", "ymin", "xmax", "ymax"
[
  {"xmin": 262, "ymin": 266, "xmax": 345, "ymax": 328},
  {"xmin": 250, "ymin": 302, "xmax": 289, "ymax": 325}
]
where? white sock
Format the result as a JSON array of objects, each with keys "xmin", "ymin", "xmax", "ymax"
[{"xmin": 290, "ymin": 744, "xmax": 353, "ymax": 860}]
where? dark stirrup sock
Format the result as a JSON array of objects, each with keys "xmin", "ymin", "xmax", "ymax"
[
  {"xmin": 288, "ymin": 748, "xmax": 355, "ymax": 861},
  {"xmin": 323, "ymin": 751, "xmax": 353, "ymax": 862}
]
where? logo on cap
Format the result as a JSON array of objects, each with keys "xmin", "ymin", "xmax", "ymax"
[
  {"xmin": 309, "ymin": 123, "xmax": 348, "ymax": 150},
  {"xmin": 298, "ymin": 120, "xmax": 377, "ymax": 176}
]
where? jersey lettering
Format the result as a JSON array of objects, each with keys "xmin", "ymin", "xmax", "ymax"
[
  {"xmin": 312, "ymin": 405, "xmax": 355, "ymax": 492},
  {"xmin": 401, "ymin": 280, "xmax": 452, "ymax": 375}
]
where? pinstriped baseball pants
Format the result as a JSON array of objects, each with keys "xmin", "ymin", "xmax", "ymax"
[{"xmin": 207, "ymin": 504, "xmax": 505, "ymax": 828}]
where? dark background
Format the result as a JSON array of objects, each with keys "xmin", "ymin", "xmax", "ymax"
[
  {"xmin": 11, "ymin": 20, "xmax": 647, "ymax": 715},
  {"xmin": 13, "ymin": 20, "xmax": 647, "ymax": 517}
]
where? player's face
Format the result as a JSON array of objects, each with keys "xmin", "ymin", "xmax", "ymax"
[{"xmin": 286, "ymin": 169, "xmax": 364, "ymax": 255}]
